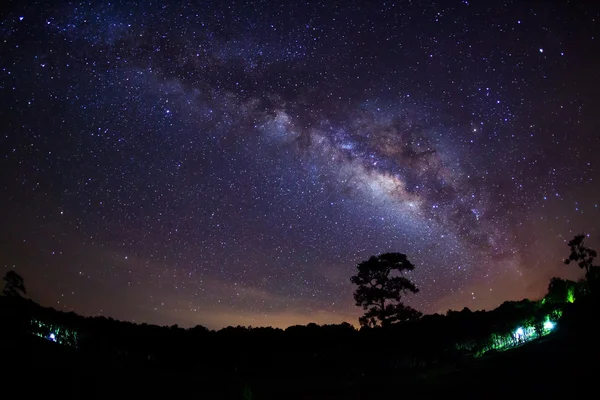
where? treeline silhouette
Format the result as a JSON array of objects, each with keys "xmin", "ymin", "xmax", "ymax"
[
  {"xmin": 0, "ymin": 276, "xmax": 591, "ymax": 374},
  {"xmin": 2, "ymin": 233, "xmax": 600, "ymax": 399},
  {"xmin": 1, "ymin": 283, "xmax": 597, "ymax": 399}
]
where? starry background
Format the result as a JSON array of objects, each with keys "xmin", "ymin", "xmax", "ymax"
[{"xmin": 1, "ymin": 0, "xmax": 599, "ymax": 329}]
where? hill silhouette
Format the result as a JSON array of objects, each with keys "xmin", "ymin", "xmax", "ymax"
[{"xmin": 2, "ymin": 273, "xmax": 599, "ymax": 399}]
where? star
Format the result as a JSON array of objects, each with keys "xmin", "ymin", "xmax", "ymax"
[{"xmin": 0, "ymin": 0, "xmax": 598, "ymax": 329}]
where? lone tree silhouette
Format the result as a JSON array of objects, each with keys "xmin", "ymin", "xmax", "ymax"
[
  {"xmin": 565, "ymin": 234, "xmax": 597, "ymax": 278},
  {"xmin": 350, "ymin": 252, "xmax": 421, "ymax": 327},
  {"xmin": 2, "ymin": 270, "xmax": 27, "ymax": 297}
]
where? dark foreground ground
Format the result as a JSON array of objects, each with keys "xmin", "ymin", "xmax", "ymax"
[{"xmin": 1, "ymin": 327, "xmax": 598, "ymax": 399}]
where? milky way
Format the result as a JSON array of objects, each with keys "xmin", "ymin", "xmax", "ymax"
[{"xmin": 1, "ymin": 1, "xmax": 599, "ymax": 329}]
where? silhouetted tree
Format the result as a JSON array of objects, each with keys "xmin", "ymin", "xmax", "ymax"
[
  {"xmin": 243, "ymin": 383, "xmax": 253, "ymax": 400},
  {"xmin": 565, "ymin": 234, "xmax": 597, "ymax": 278},
  {"xmin": 350, "ymin": 252, "xmax": 422, "ymax": 327},
  {"xmin": 546, "ymin": 277, "xmax": 576, "ymax": 304},
  {"xmin": 188, "ymin": 324, "xmax": 209, "ymax": 335},
  {"xmin": 529, "ymin": 305, "xmax": 547, "ymax": 338},
  {"xmin": 2, "ymin": 271, "xmax": 26, "ymax": 297}
]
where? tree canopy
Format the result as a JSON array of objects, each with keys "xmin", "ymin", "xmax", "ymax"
[
  {"xmin": 2, "ymin": 270, "xmax": 27, "ymax": 297},
  {"xmin": 565, "ymin": 234, "xmax": 597, "ymax": 275},
  {"xmin": 546, "ymin": 277, "xmax": 576, "ymax": 304},
  {"xmin": 350, "ymin": 252, "xmax": 422, "ymax": 327}
]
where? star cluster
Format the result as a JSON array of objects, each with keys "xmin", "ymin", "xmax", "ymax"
[{"xmin": 1, "ymin": 1, "xmax": 599, "ymax": 329}]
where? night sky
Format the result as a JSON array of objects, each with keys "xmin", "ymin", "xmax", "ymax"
[{"xmin": 1, "ymin": 1, "xmax": 599, "ymax": 329}]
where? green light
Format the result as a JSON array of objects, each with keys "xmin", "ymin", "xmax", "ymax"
[
  {"xmin": 29, "ymin": 319, "xmax": 79, "ymax": 348},
  {"xmin": 566, "ymin": 287, "xmax": 575, "ymax": 303}
]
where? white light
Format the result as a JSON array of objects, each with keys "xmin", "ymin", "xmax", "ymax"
[
  {"xmin": 539, "ymin": 48, "xmax": 544, "ymax": 53},
  {"xmin": 544, "ymin": 321, "xmax": 554, "ymax": 330},
  {"xmin": 49, "ymin": 333, "xmax": 56, "ymax": 341},
  {"xmin": 515, "ymin": 327, "xmax": 524, "ymax": 336}
]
